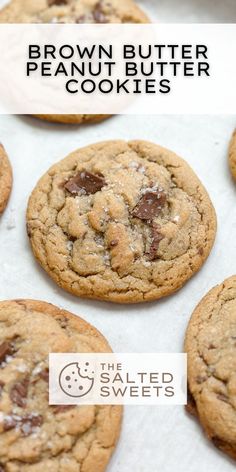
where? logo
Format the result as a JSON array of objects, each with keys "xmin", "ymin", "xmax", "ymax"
[
  {"xmin": 59, "ymin": 361, "xmax": 95, "ymax": 398},
  {"xmin": 50, "ymin": 353, "xmax": 187, "ymax": 405}
]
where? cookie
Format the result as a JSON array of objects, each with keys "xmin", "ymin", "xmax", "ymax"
[
  {"xmin": 0, "ymin": 144, "xmax": 12, "ymax": 214},
  {"xmin": 0, "ymin": 0, "xmax": 149, "ymax": 125},
  {"xmin": 0, "ymin": 299, "xmax": 122, "ymax": 471},
  {"xmin": 185, "ymin": 276, "xmax": 236, "ymax": 460},
  {"xmin": 35, "ymin": 114, "xmax": 110, "ymax": 125},
  {"xmin": 229, "ymin": 129, "xmax": 236, "ymax": 180},
  {"xmin": 27, "ymin": 140, "xmax": 217, "ymax": 303},
  {"xmin": 0, "ymin": 0, "xmax": 149, "ymax": 24}
]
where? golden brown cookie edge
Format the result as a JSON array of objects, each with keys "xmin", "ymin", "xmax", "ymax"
[{"xmin": 0, "ymin": 144, "xmax": 12, "ymax": 214}]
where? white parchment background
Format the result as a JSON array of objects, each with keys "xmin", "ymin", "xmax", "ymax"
[{"xmin": 0, "ymin": 1, "xmax": 236, "ymax": 471}]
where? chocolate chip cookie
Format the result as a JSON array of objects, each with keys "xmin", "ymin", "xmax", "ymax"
[
  {"xmin": 0, "ymin": 299, "xmax": 122, "ymax": 471},
  {"xmin": 0, "ymin": 0, "xmax": 149, "ymax": 125},
  {"xmin": 229, "ymin": 129, "xmax": 236, "ymax": 181},
  {"xmin": 185, "ymin": 276, "xmax": 236, "ymax": 460},
  {"xmin": 0, "ymin": 144, "xmax": 12, "ymax": 215},
  {"xmin": 27, "ymin": 140, "xmax": 217, "ymax": 303},
  {"xmin": 0, "ymin": 0, "xmax": 149, "ymax": 24}
]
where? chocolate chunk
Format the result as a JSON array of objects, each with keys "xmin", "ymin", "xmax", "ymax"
[
  {"xmin": 20, "ymin": 414, "xmax": 43, "ymax": 436},
  {"xmin": 10, "ymin": 377, "xmax": 29, "ymax": 408},
  {"xmin": 93, "ymin": 1, "xmax": 108, "ymax": 23},
  {"xmin": 208, "ymin": 343, "xmax": 216, "ymax": 349},
  {"xmin": 0, "ymin": 464, "xmax": 5, "ymax": 471},
  {"xmin": 132, "ymin": 189, "xmax": 166, "ymax": 221},
  {"xmin": 3, "ymin": 415, "xmax": 17, "ymax": 431},
  {"xmin": 185, "ymin": 387, "xmax": 197, "ymax": 416},
  {"xmin": 0, "ymin": 342, "xmax": 14, "ymax": 365},
  {"xmin": 53, "ymin": 405, "xmax": 75, "ymax": 413},
  {"xmin": 3, "ymin": 414, "xmax": 43, "ymax": 436},
  {"xmin": 48, "ymin": 0, "xmax": 68, "ymax": 6},
  {"xmin": 147, "ymin": 225, "xmax": 164, "ymax": 261},
  {"xmin": 39, "ymin": 368, "xmax": 49, "ymax": 382},
  {"xmin": 0, "ymin": 380, "xmax": 4, "ymax": 397},
  {"xmin": 65, "ymin": 171, "xmax": 105, "ymax": 195}
]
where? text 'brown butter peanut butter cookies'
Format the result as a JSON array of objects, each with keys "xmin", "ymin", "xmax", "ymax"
[
  {"xmin": 0, "ymin": 0, "xmax": 149, "ymax": 125},
  {"xmin": 0, "ymin": 144, "xmax": 12, "ymax": 214},
  {"xmin": 27, "ymin": 140, "xmax": 217, "ymax": 303},
  {"xmin": 229, "ymin": 129, "xmax": 236, "ymax": 180},
  {"xmin": 185, "ymin": 276, "xmax": 236, "ymax": 460},
  {"xmin": 0, "ymin": 299, "xmax": 122, "ymax": 472}
]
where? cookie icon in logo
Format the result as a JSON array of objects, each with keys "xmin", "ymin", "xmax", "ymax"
[{"xmin": 59, "ymin": 362, "xmax": 95, "ymax": 398}]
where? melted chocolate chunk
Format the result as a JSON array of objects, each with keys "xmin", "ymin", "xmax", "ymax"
[
  {"xmin": 53, "ymin": 405, "xmax": 75, "ymax": 413},
  {"xmin": 0, "ymin": 464, "xmax": 5, "ymax": 471},
  {"xmin": 132, "ymin": 189, "xmax": 166, "ymax": 221},
  {"xmin": 3, "ymin": 415, "xmax": 17, "ymax": 431},
  {"xmin": 39, "ymin": 368, "xmax": 49, "ymax": 382},
  {"xmin": 185, "ymin": 387, "xmax": 197, "ymax": 416},
  {"xmin": 10, "ymin": 377, "xmax": 29, "ymax": 408},
  {"xmin": 20, "ymin": 414, "xmax": 43, "ymax": 436},
  {"xmin": 0, "ymin": 342, "xmax": 14, "ymax": 366},
  {"xmin": 48, "ymin": 0, "xmax": 68, "ymax": 6},
  {"xmin": 68, "ymin": 235, "xmax": 77, "ymax": 242},
  {"xmin": 65, "ymin": 171, "xmax": 105, "ymax": 195},
  {"xmin": 147, "ymin": 225, "xmax": 164, "ymax": 261},
  {"xmin": 3, "ymin": 414, "xmax": 43, "ymax": 436}
]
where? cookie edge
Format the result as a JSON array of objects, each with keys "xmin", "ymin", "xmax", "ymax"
[
  {"xmin": 229, "ymin": 129, "xmax": 236, "ymax": 181},
  {"xmin": 0, "ymin": 144, "xmax": 13, "ymax": 214}
]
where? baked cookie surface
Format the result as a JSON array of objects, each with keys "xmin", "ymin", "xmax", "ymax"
[
  {"xmin": 0, "ymin": 299, "xmax": 122, "ymax": 471},
  {"xmin": 27, "ymin": 140, "xmax": 217, "ymax": 303},
  {"xmin": 185, "ymin": 276, "xmax": 236, "ymax": 460},
  {"xmin": 229, "ymin": 129, "xmax": 236, "ymax": 180},
  {"xmin": 0, "ymin": 144, "xmax": 12, "ymax": 214},
  {"xmin": 0, "ymin": 0, "xmax": 149, "ymax": 124},
  {"xmin": 0, "ymin": 0, "xmax": 149, "ymax": 24}
]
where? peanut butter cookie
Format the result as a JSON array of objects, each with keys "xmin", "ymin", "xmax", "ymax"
[
  {"xmin": 0, "ymin": 0, "xmax": 149, "ymax": 125},
  {"xmin": 0, "ymin": 144, "xmax": 12, "ymax": 214},
  {"xmin": 185, "ymin": 276, "xmax": 236, "ymax": 460},
  {"xmin": 27, "ymin": 140, "xmax": 217, "ymax": 303},
  {"xmin": 0, "ymin": 299, "xmax": 122, "ymax": 471},
  {"xmin": 229, "ymin": 129, "xmax": 236, "ymax": 180},
  {"xmin": 0, "ymin": 0, "xmax": 149, "ymax": 24}
]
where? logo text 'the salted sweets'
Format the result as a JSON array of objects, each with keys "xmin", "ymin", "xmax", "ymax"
[{"xmin": 49, "ymin": 353, "xmax": 187, "ymax": 405}]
